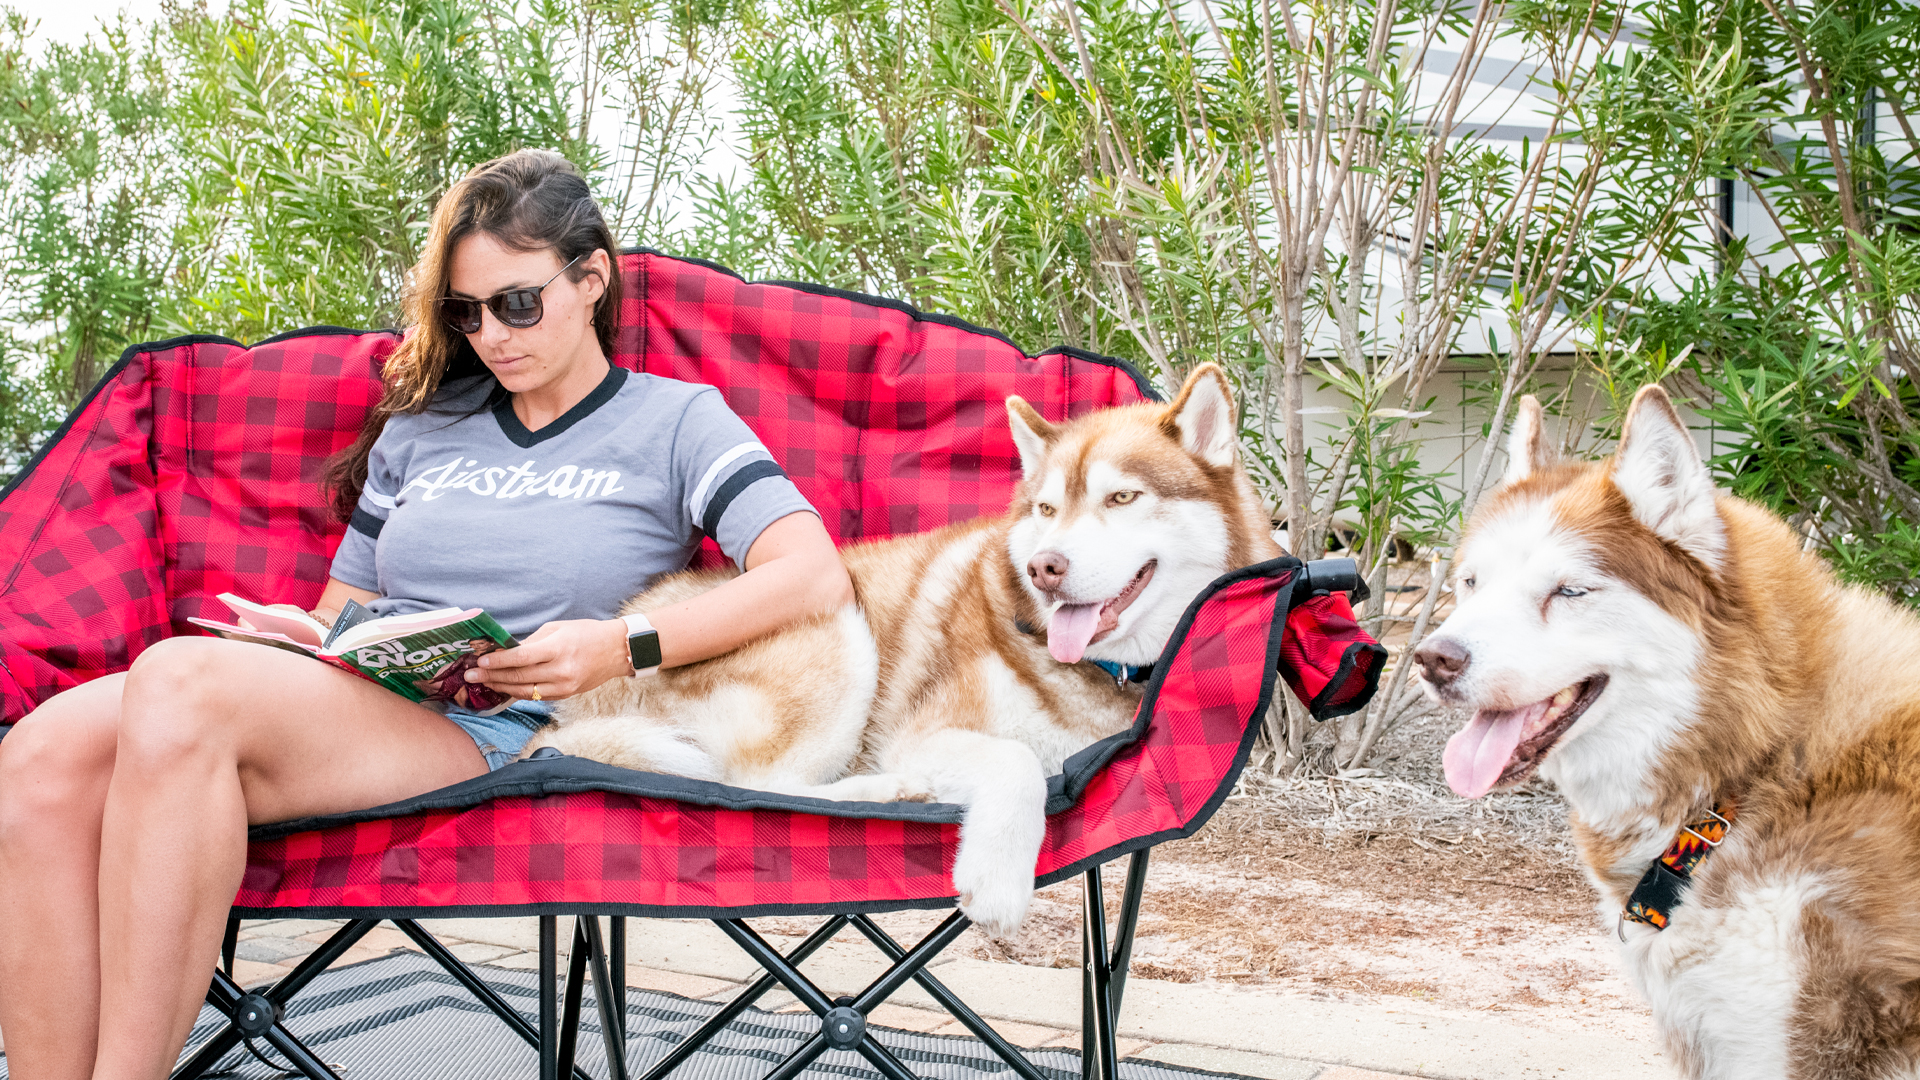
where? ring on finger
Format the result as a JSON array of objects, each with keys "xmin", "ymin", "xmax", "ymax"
[{"xmin": 531, "ymin": 684, "xmax": 542, "ymax": 702}]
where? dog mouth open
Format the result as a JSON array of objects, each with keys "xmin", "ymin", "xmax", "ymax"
[
  {"xmin": 1442, "ymin": 675, "xmax": 1608, "ymax": 798},
  {"xmin": 1047, "ymin": 561, "xmax": 1157, "ymax": 664}
]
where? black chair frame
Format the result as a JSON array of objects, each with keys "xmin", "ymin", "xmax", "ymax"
[{"xmin": 175, "ymin": 851, "xmax": 1151, "ymax": 1080}]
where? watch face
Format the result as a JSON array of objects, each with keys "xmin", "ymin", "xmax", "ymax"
[{"xmin": 628, "ymin": 629, "xmax": 663, "ymax": 670}]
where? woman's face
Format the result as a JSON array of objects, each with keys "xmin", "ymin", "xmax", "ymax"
[{"xmin": 446, "ymin": 232, "xmax": 609, "ymax": 397}]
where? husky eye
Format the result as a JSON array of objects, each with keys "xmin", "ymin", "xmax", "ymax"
[
  {"xmin": 1037, "ymin": 503, "xmax": 1056, "ymax": 518},
  {"xmin": 1107, "ymin": 490, "xmax": 1140, "ymax": 506},
  {"xmin": 1461, "ymin": 575, "xmax": 1476, "ymax": 590},
  {"xmin": 1555, "ymin": 585, "xmax": 1589, "ymax": 599}
]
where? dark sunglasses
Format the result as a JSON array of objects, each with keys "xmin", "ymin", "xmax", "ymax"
[{"xmin": 439, "ymin": 254, "xmax": 585, "ymax": 334}]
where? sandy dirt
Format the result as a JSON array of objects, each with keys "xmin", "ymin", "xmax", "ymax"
[
  {"xmin": 968, "ymin": 805, "xmax": 1649, "ymax": 1032},
  {"xmin": 751, "ymin": 708, "xmax": 1657, "ymax": 1040}
]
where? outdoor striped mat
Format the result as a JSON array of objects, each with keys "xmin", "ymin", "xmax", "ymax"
[{"xmin": 0, "ymin": 950, "xmax": 1228, "ymax": 1080}]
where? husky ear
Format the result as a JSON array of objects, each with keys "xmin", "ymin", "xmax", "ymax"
[
  {"xmin": 1163, "ymin": 364, "xmax": 1237, "ymax": 467},
  {"xmin": 1503, "ymin": 396, "xmax": 1555, "ymax": 484},
  {"xmin": 1006, "ymin": 396, "xmax": 1057, "ymax": 479},
  {"xmin": 1612, "ymin": 385, "xmax": 1725, "ymax": 571}
]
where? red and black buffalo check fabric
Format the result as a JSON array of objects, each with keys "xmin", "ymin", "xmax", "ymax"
[
  {"xmin": 0, "ymin": 250, "xmax": 1383, "ymax": 915},
  {"xmin": 0, "ymin": 331, "xmax": 394, "ymax": 719}
]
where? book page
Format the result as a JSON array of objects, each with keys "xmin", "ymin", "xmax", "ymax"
[
  {"xmin": 325, "ymin": 607, "xmax": 478, "ymax": 654},
  {"xmin": 186, "ymin": 619, "xmax": 323, "ymax": 656},
  {"xmin": 216, "ymin": 593, "xmax": 329, "ymax": 648}
]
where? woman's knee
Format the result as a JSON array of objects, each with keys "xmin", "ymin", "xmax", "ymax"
[
  {"xmin": 0, "ymin": 685, "xmax": 120, "ymax": 836},
  {"xmin": 117, "ymin": 638, "xmax": 245, "ymax": 761}
]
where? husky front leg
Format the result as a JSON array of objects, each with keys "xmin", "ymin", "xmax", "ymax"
[{"xmin": 885, "ymin": 728, "xmax": 1048, "ymax": 937}]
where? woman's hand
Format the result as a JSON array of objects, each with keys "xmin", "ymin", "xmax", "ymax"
[{"xmin": 467, "ymin": 618, "xmax": 631, "ymax": 700}]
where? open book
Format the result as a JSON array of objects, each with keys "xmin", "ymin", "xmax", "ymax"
[{"xmin": 189, "ymin": 594, "xmax": 521, "ymax": 715}]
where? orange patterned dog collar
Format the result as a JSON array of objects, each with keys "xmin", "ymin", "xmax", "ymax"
[{"xmin": 1622, "ymin": 799, "xmax": 1736, "ymax": 931}]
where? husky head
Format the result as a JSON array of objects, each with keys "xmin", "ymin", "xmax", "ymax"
[
  {"xmin": 1417, "ymin": 386, "xmax": 1725, "ymax": 806},
  {"xmin": 1004, "ymin": 364, "xmax": 1280, "ymax": 668}
]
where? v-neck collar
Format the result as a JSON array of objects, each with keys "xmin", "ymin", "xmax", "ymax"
[{"xmin": 493, "ymin": 365, "xmax": 628, "ymax": 448}]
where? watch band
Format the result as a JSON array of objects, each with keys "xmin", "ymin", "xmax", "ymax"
[{"xmin": 622, "ymin": 612, "xmax": 662, "ymax": 676}]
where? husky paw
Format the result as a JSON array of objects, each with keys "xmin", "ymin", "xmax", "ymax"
[
  {"xmin": 953, "ymin": 862, "xmax": 1032, "ymax": 939},
  {"xmin": 785, "ymin": 772, "xmax": 934, "ymax": 804},
  {"xmin": 863, "ymin": 774, "xmax": 936, "ymax": 803}
]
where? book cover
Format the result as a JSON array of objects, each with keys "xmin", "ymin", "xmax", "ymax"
[{"xmin": 190, "ymin": 595, "xmax": 521, "ymax": 715}]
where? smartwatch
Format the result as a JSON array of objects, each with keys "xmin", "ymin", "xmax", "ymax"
[{"xmin": 622, "ymin": 613, "xmax": 663, "ymax": 676}]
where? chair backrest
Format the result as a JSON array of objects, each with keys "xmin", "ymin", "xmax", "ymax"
[{"xmin": 0, "ymin": 251, "xmax": 1152, "ymax": 722}]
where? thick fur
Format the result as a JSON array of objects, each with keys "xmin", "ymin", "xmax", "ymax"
[
  {"xmin": 523, "ymin": 365, "xmax": 1281, "ymax": 935},
  {"xmin": 1420, "ymin": 386, "xmax": 1920, "ymax": 1079}
]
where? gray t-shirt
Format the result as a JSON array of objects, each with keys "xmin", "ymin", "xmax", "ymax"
[{"xmin": 330, "ymin": 366, "xmax": 815, "ymax": 637}]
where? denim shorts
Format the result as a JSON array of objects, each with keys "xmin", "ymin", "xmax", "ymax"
[{"xmin": 441, "ymin": 700, "xmax": 554, "ymax": 771}]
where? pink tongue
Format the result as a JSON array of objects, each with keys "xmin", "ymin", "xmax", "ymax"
[
  {"xmin": 1048, "ymin": 603, "xmax": 1103, "ymax": 663},
  {"xmin": 1442, "ymin": 701, "xmax": 1551, "ymax": 799}
]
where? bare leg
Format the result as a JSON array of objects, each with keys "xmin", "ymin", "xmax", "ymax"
[
  {"xmin": 1, "ymin": 635, "xmax": 494, "ymax": 1080},
  {"xmin": 0, "ymin": 675, "xmax": 126, "ymax": 1080},
  {"xmin": 92, "ymin": 636, "xmax": 494, "ymax": 1079}
]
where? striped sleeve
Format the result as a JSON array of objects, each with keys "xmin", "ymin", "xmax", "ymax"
[
  {"xmin": 327, "ymin": 440, "xmax": 399, "ymax": 591},
  {"xmin": 677, "ymin": 389, "xmax": 816, "ymax": 565}
]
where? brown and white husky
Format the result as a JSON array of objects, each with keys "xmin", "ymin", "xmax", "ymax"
[
  {"xmin": 1416, "ymin": 386, "xmax": 1920, "ymax": 1079},
  {"xmin": 522, "ymin": 364, "xmax": 1281, "ymax": 935}
]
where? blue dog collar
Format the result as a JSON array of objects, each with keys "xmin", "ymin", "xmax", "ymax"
[{"xmin": 1091, "ymin": 659, "xmax": 1153, "ymax": 687}]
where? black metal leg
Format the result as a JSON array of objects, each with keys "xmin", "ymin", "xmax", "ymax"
[
  {"xmin": 1081, "ymin": 918, "xmax": 1094, "ymax": 1078},
  {"xmin": 760, "ymin": 1034, "xmax": 832, "ymax": 1080},
  {"xmin": 716, "ymin": 920, "xmax": 925, "ymax": 1080},
  {"xmin": 174, "ymin": 971, "xmax": 258, "ymax": 1080},
  {"xmin": 855, "ymin": 1036, "xmax": 924, "ymax": 1080},
  {"xmin": 719, "ymin": 913, "xmax": 987, "ymax": 1080},
  {"xmin": 848, "ymin": 916, "xmax": 1048, "ymax": 1080},
  {"xmin": 253, "ymin": 1005, "xmax": 347, "ymax": 1080},
  {"xmin": 1110, "ymin": 850, "xmax": 1149, "ymax": 1013},
  {"xmin": 389, "ymin": 914, "xmax": 599, "ymax": 1076},
  {"xmin": 582, "ymin": 916, "xmax": 634, "ymax": 1080},
  {"xmin": 847, "ymin": 912, "xmax": 970, "ymax": 1013},
  {"xmin": 636, "ymin": 916, "xmax": 851, "ymax": 1080},
  {"xmin": 172, "ymin": 977, "xmax": 246, "ymax": 1080},
  {"xmin": 265, "ymin": 919, "xmax": 381, "ymax": 1006},
  {"xmin": 221, "ymin": 915, "xmax": 240, "ymax": 980},
  {"xmin": 181, "ymin": 874, "xmax": 1150, "ymax": 1080},
  {"xmin": 1082, "ymin": 870, "xmax": 1119, "ymax": 1080},
  {"xmin": 182, "ymin": 970, "xmax": 341, "ymax": 1080},
  {"xmin": 173, "ymin": 919, "xmax": 379, "ymax": 1080},
  {"xmin": 540, "ymin": 915, "xmax": 560, "ymax": 1080},
  {"xmin": 611, "ymin": 916, "xmax": 628, "ymax": 1044},
  {"xmin": 559, "ymin": 920, "xmax": 590, "ymax": 1080},
  {"xmin": 716, "ymin": 920, "xmax": 838, "ymax": 1013},
  {"xmin": 390, "ymin": 920, "xmax": 598, "ymax": 1080}
]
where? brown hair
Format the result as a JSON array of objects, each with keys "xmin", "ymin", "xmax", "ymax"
[{"xmin": 324, "ymin": 149, "xmax": 623, "ymax": 520}]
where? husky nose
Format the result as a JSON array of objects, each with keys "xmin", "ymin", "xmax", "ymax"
[
  {"xmin": 1413, "ymin": 638, "xmax": 1470, "ymax": 688},
  {"xmin": 1028, "ymin": 551, "xmax": 1070, "ymax": 593}
]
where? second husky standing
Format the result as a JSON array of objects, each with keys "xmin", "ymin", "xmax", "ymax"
[{"xmin": 521, "ymin": 364, "xmax": 1281, "ymax": 934}]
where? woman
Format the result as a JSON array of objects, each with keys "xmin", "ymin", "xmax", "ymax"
[{"xmin": 0, "ymin": 150, "xmax": 853, "ymax": 1080}]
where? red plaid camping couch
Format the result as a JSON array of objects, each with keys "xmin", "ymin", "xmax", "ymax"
[{"xmin": 0, "ymin": 251, "xmax": 1384, "ymax": 1080}]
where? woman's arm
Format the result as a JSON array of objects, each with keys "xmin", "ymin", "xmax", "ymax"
[
  {"xmin": 308, "ymin": 578, "xmax": 381, "ymax": 629},
  {"xmin": 468, "ymin": 511, "xmax": 854, "ymax": 699},
  {"xmin": 643, "ymin": 510, "xmax": 855, "ymax": 664}
]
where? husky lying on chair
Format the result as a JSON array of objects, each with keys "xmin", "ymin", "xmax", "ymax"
[{"xmin": 520, "ymin": 364, "xmax": 1281, "ymax": 934}]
